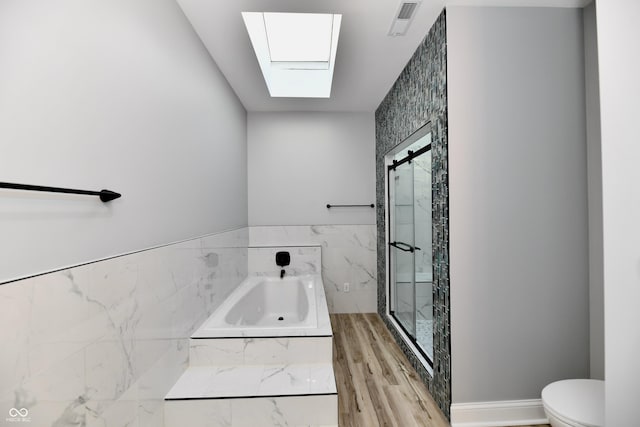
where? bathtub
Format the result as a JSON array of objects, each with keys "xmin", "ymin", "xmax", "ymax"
[{"xmin": 191, "ymin": 273, "xmax": 332, "ymax": 338}]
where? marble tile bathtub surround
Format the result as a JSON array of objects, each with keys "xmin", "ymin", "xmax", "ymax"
[
  {"xmin": 249, "ymin": 225, "xmax": 377, "ymax": 313},
  {"xmin": 165, "ymin": 363, "xmax": 336, "ymax": 399},
  {"xmin": 164, "ymin": 394, "xmax": 338, "ymax": 427},
  {"xmin": 248, "ymin": 246, "xmax": 321, "ymax": 277},
  {"xmin": 0, "ymin": 227, "xmax": 248, "ymax": 427},
  {"xmin": 189, "ymin": 337, "xmax": 333, "ymax": 366}
]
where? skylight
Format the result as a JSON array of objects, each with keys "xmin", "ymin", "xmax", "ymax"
[{"xmin": 242, "ymin": 12, "xmax": 342, "ymax": 98}]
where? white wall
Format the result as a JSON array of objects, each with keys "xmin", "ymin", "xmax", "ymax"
[
  {"xmin": 583, "ymin": 1, "xmax": 604, "ymax": 381},
  {"xmin": 596, "ymin": 0, "xmax": 640, "ymax": 424},
  {"xmin": 248, "ymin": 112, "xmax": 375, "ymax": 226},
  {"xmin": 447, "ymin": 7, "xmax": 589, "ymax": 403},
  {"xmin": 0, "ymin": 0, "xmax": 247, "ymax": 283}
]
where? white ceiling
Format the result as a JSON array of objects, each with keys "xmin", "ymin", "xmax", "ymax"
[{"xmin": 176, "ymin": 0, "xmax": 591, "ymax": 113}]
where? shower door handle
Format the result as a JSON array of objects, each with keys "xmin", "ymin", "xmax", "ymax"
[{"xmin": 390, "ymin": 241, "xmax": 415, "ymax": 253}]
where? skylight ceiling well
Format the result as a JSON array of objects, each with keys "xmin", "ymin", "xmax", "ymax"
[{"xmin": 242, "ymin": 12, "xmax": 342, "ymax": 98}]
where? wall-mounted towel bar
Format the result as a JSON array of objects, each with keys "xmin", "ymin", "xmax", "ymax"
[
  {"xmin": 0, "ymin": 182, "xmax": 121, "ymax": 202},
  {"xmin": 326, "ymin": 203, "xmax": 375, "ymax": 209}
]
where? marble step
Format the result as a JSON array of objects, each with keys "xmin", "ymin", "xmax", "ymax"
[
  {"xmin": 164, "ymin": 364, "xmax": 338, "ymax": 427},
  {"xmin": 189, "ymin": 336, "xmax": 333, "ymax": 366},
  {"xmin": 165, "ymin": 363, "xmax": 336, "ymax": 400},
  {"xmin": 165, "ymin": 394, "xmax": 338, "ymax": 427}
]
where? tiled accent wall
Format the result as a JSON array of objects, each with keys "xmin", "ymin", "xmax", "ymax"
[
  {"xmin": 249, "ymin": 225, "xmax": 377, "ymax": 313},
  {"xmin": 0, "ymin": 228, "xmax": 248, "ymax": 426},
  {"xmin": 374, "ymin": 9, "xmax": 451, "ymax": 418}
]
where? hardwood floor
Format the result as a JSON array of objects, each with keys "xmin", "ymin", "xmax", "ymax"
[{"xmin": 331, "ymin": 313, "xmax": 550, "ymax": 427}]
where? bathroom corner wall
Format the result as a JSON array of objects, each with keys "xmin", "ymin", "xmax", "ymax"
[
  {"xmin": 597, "ymin": 1, "xmax": 640, "ymax": 424},
  {"xmin": 374, "ymin": 10, "xmax": 450, "ymax": 417},
  {"xmin": 0, "ymin": 0, "xmax": 247, "ymax": 283},
  {"xmin": 247, "ymin": 112, "xmax": 378, "ymax": 313},
  {"xmin": 0, "ymin": 1, "xmax": 251, "ymax": 424},
  {"xmin": 0, "ymin": 228, "xmax": 248, "ymax": 426},
  {"xmin": 447, "ymin": 6, "xmax": 589, "ymax": 405}
]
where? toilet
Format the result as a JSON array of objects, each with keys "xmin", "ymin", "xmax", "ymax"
[{"xmin": 541, "ymin": 379, "xmax": 604, "ymax": 427}]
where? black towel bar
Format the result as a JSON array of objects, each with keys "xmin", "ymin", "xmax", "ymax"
[
  {"xmin": 0, "ymin": 181, "xmax": 121, "ymax": 202},
  {"xmin": 326, "ymin": 203, "xmax": 375, "ymax": 209}
]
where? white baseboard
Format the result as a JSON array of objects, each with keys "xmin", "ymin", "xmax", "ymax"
[{"xmin": 450, "ymin": 398, "xmax": 549, "ymax": 427}]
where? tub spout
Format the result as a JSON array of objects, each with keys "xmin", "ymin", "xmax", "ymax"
[{"xmin": 280, "ymin": 269, "xmax": 285, "ymax": 279}]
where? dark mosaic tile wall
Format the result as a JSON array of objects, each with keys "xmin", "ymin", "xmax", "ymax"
[{"xmin": 374, "ymin": 9, "xmax": 450, "ymax": 418}]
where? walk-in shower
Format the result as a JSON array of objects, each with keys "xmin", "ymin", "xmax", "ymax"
[{"xmin": 386, "ymin": 124, "xmax": 433, "ymax": 365}]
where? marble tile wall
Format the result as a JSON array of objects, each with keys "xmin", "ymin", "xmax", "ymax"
[
  {"xmin": 189, "ymin": 336, "xmax": 333, "ymax": 366},
  {"xmin": 249, "ymin": 225, "xmax": 377, "ymax": 313},
  {"xmin": 0, "ymin": 228, "xmax": 248, "ymax": 426},
  {"xmin": 248, "ymin": 246, "xmax": 321, "ymax": 277},
  {"xmin": 375, "ymin": 9, "xmax": 451, "ymax": 418}
]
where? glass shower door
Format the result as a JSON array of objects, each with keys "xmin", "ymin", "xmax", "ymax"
[
  {"xmin": 387, "ymin": 126, "xmax": 433, "ymax": 365},
  {"xmin": 413, "ymin": 152, "xmax": 433, "ymax": 359},
  {"xmin": 390, "ymin": 160, "xmax": 416, "ymax": 337}
]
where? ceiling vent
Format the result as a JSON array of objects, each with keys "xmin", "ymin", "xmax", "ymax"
[{"xmin": 388, "ymin": 1, "xmax": 421, "ymax": 37}]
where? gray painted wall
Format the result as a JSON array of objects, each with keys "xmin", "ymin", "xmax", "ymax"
[
  {"xmin": 247, "ymin": 112, "xmax": 376, "ymax": 226},
  {"xmin": 583, "ymin": 1, "xmax": 604, "ymax": 381},
  {"xmin": 247, "ymin": 112, "xmax": 377, "ymax": 314},
  {"xmin": 0, "ymin": 0, "xmax": 247, "ymax": 283},
  {"xmin": 447, "ymin": 7, "xmax": 589, "ymax": 403}
]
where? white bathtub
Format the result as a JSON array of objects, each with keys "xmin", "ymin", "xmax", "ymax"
[{"xmin": 191, "ymin": 274, "xmax": 332, "ymax": 338}]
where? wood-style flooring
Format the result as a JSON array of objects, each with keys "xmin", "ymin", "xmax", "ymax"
[{"xmin": 331, "ymin": 313, "xmax": 550, "ymax": 427}]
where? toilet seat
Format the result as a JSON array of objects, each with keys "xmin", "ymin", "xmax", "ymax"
[{"xmin": 541, "ymin": 379, "xmax": 604, "ymax": 427}]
